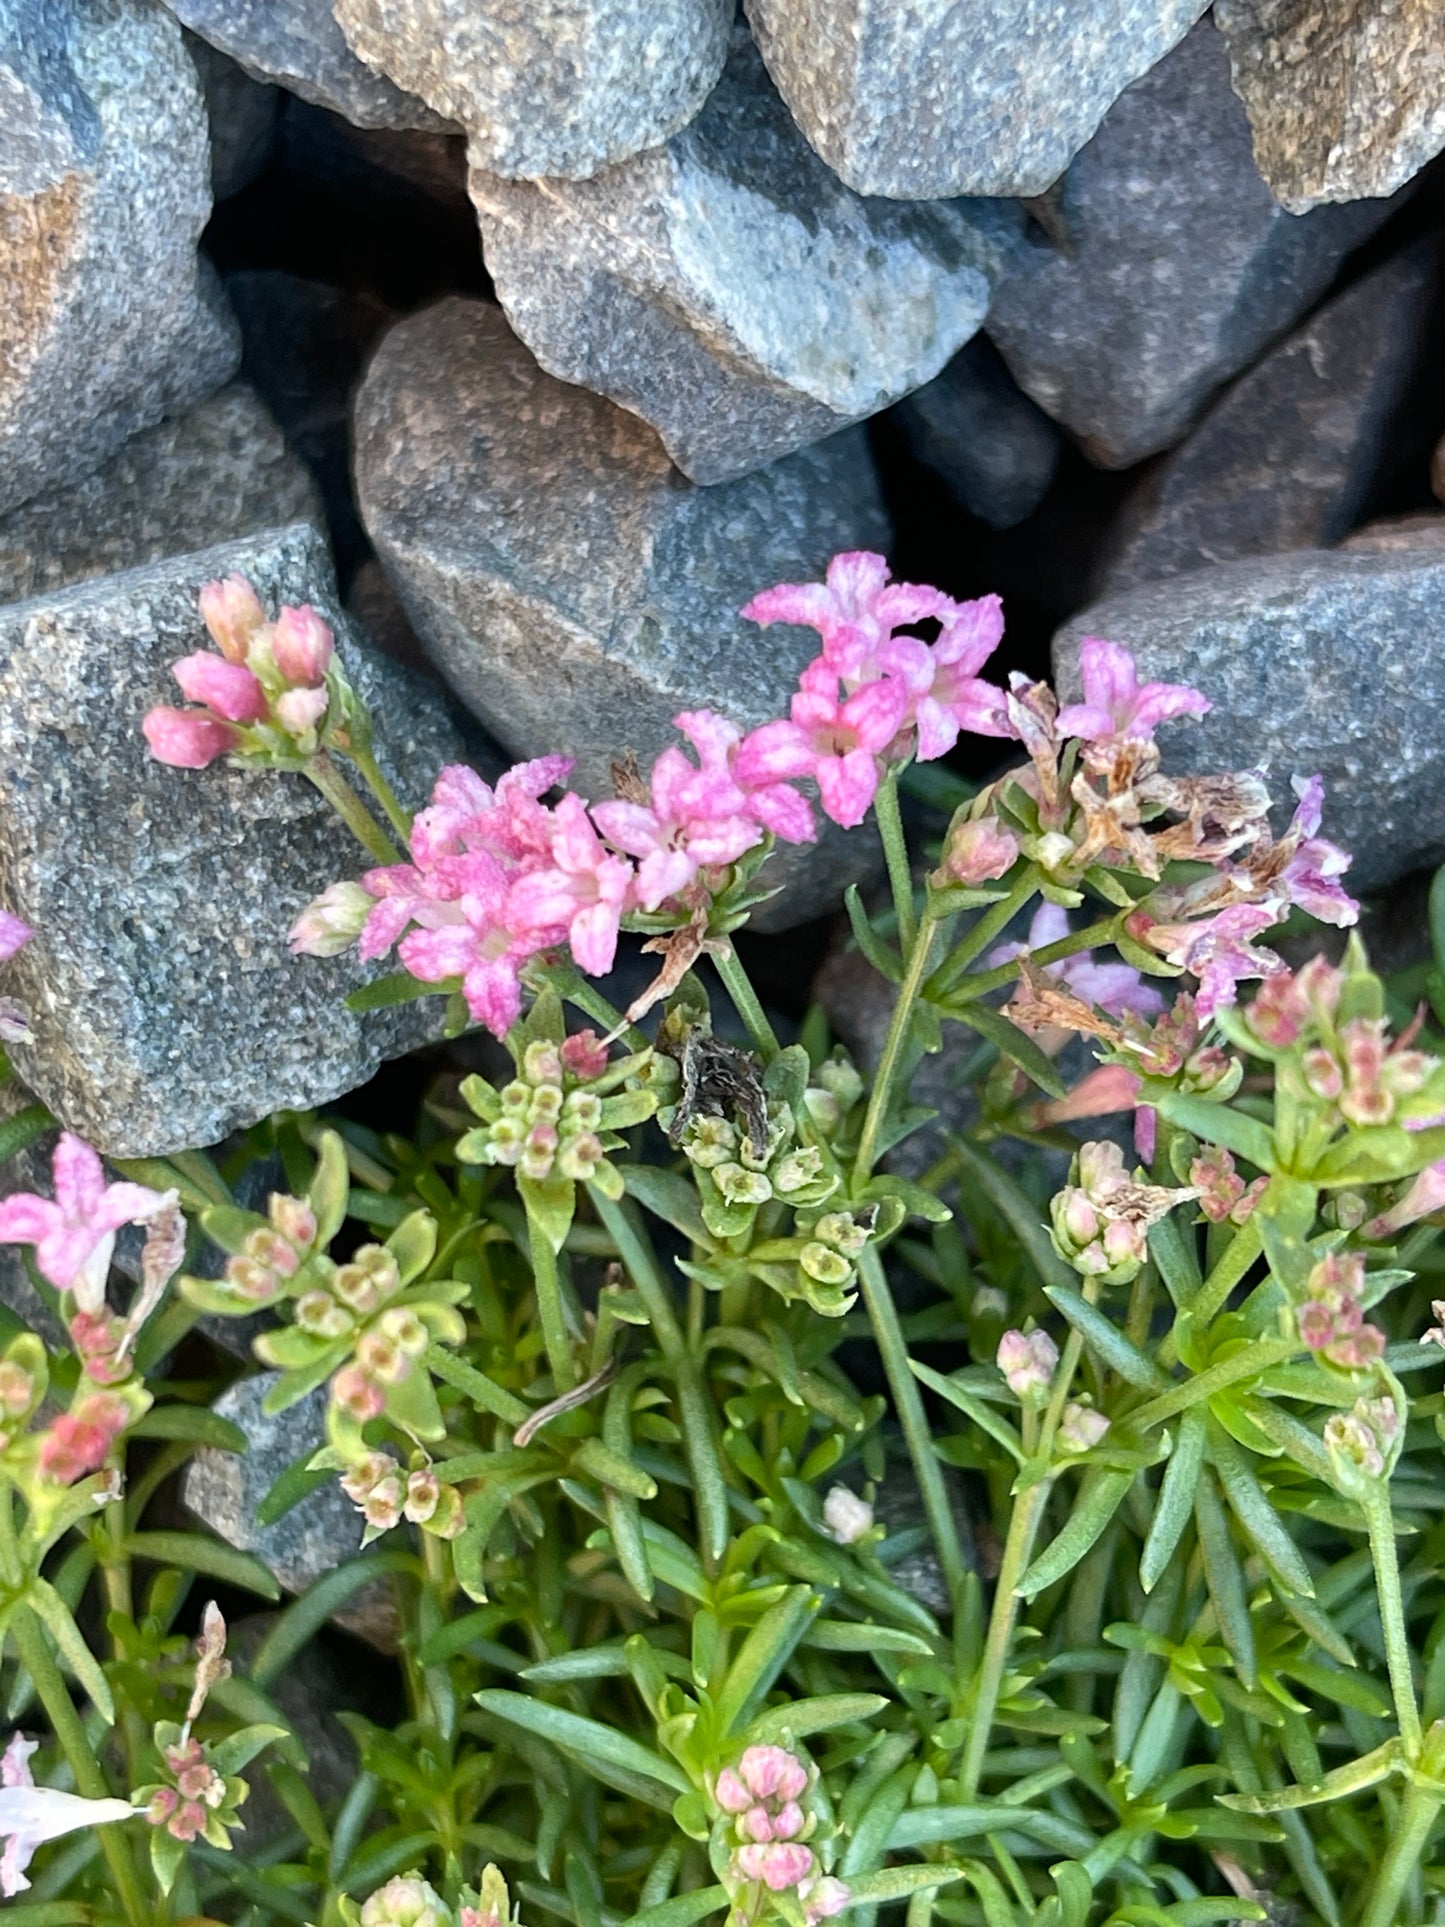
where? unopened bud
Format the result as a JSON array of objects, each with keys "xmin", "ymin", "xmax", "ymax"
[
  {"xmin": 822, "ymin": 1485, "xmax": 873, "ymax": 1545},
  {"xmin": 997, "ymin": 1328, "xmax": 1058, "ymax": 1401},
  {"xmin": 271, "ymin": 603, "xmax": 335, "ymax": 686},
  {"xmin": 198, "ymin": 574, "xmax": 266, "ymax": 663}
]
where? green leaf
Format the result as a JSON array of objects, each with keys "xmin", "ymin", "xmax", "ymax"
[
  {"xmin": 621, "ymin": 1166, "xmax": 711, "ymax": 1247},
  {"xmin": 856, "ymin": 1174, "xmax": 953, "ymax": 1226},
  {"xmin": 425, "ymin": 1342, "xmax": 531, "ymax": 1426},
  {"xmin": 1044, "ymin": 1284, "xmax": 1170, "ymax": 1390},
  {"xmin": 257, "ymin": 1451, "xmax": 335, "ymax": 1527},
  {"xmin": 519, "ymin": 1171, "xmax": 577, "ymax": 1256},
  {"xmin": 344, "ymin": 968, "xmax": 438, "ymax": 1013},
  {"xmin": 1140, "ymin": 1409, "xmax": 1206, "ymax": 1592},
  {"xmin": 25, "ymin": 1579, "xmax": 113, "ymax": 1722},
  {"xmin": 0, "ymin": 1103, "xmax": 54, "ymax": 1166},
  {"xmin": 1148, "ymin": 1089, "xmax": 1274, "ymax": 1171},
  {"xmin": 149, "ymin": 1822, "xmax": 187, "ymax": 1897},
  {"xmin": 844, "ymin": 885, "xmax": 902, "ymax": 986},
  {"xmin": 945, "ymin": 999, "xmax": 1067, "ymax": 1099},
  {"xmin": 387, "ymin": 1209, "xmax": 437, "ymax": 1284},
  {"xmin": 1149, "ymin": 1212, "xmax": 1202, "ymax": 1308},
  {"xmin": 1208, "ymin": 1423, "xmax": 1315, "ymax": 1598},
  {"xmin": 748, "ymin": 1693, "xmax": 889, "ymax": 1744},
  {"xmin": 208, "ymin": 1721, "xmax": 289, "ymax": 1776},
  {"xmin": 1019, "ymin": 1468, "xmax": 1133, "ymax": 1599},
  {"xmin": 127, "ymin": 1406, "xmax": 247, "ymax": 1452},
  {"xmin": 249, "ymin": 1550, "xmax": 415, "ymax": 1686},
  {"xmin": 1217, "ymin": 1738, "xmax": 1402, "ymax": 1812},
  {"xmin": 714, "ymin": 1587, "xmax": 819, "ymax": 1737},
  {"xmin": 1127, "ymin": 1338, "xmax": 1295, "ymax": 1434},
  {"xmin": 572, "ymin": 1437, "xmax": 657, "ymax": 1501},
  {"xmin": 803, "ymin": 1620, "xmax": 934, "ymax": 1658},
  {"xmin": 843, "ymin": 1867, "xmax": 966, "ymax": 1905},
  {"xmin": 474, "ymin": 1690, "xmax": 689, "ymax": 1806},
  {"xmin": 122, "ymin": 1531, "xmax": 281, "ymax": 1601},
  {"xmin": 1194, "ymin": 1471, "xmax": 1256, "ymax": 1688},
  {"xmin": 622, "ymin": 1888, "xmax": 727, "ymax": 1927},
  {"xmin": 910, "ymin": 1360, "xmax": 1024, "ymax": 1463}
]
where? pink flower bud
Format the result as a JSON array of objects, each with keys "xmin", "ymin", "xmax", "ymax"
[
  {"xmin": 1039, "ymin": 1064, "xmax": 1142, "ymax": 1125},
  {"xmin": 802, "ymin": 1875, "xmax": 851, "ymax": 1923},
  {"xmin": 171, "ymin": 652, "xmax": 268, "ymax": 723},
  {"xmin": 142, "ymin": 706, "xmax": 239, "ymax": 769},
  {"xmin": 940, "ymin": 816, "xmax": 1020, "ymax": 886},
  {"xmin": 713, "ymin": 1769, "xmax": 751, "ymax": 1815},
  {"xmin": 561, "ymin": 1030, "xmax": 610, "ymax": 1081},
  {"xmin": 1058, "ymin": 1402, "xmax": 1110, "ymax": 1452},
  {"xmin": 997, "ymin": 1328, "xmax": 1058, "ymax": 1399},
  {"xmin": 269, "ymin": 1194, "xmax": 318, "ymax": 1248},
  {"xmin": 332, "ymin": 1365, "xmax": 386, "ymax": 1421},
  {"xmin": 275, "ymin": 685, "xmax": 329, "ymax": 737},
  {"xmin": 271, "ymin": 604, "xmax": 335, "ymax": 686},
  {"xmin": 740, "ymin": 1806, "xmax": 774, "ymax": 1844},
  {"xmin": 739, "ymin": 1744, "xmax": 809, "ymax": 1803},
  {"xmin": 1365, "ymin": 1159, "xmax": 1445, "ymax": 1241},
  {"xmin": 772, "ymin": 1801, "xmax": 805, "ymax": 1841},
  {"xmin": 198, "ymin": 574, "xmax": 266, "ymax": 663},
  {"xmin": 736, "ymin": 1843, "xmax": 815, "ymax": 1892}
]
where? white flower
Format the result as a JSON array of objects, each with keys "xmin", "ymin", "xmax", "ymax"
[
  {"xmin": 0, "ymin": 1733, "xmax": 138, "ymax": 1895},
  {"xmin": 823, "ymin": 1486, "xmax": 874, "ymax": 1546}
]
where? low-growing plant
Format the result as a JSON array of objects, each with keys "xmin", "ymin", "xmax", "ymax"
[{"xmin": 1, "ymin": 553, "xmax": 1444, "ymax": 1925}]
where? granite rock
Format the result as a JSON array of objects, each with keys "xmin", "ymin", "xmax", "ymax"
[
  {"xmin": 0, "ymin": 0, "xmax": 240, "ymax": 517},
  {"xmin": 1054, "ymin": 541, "xmax": 1445, "ymax": 892},
  {"xmin": 183, "ymin": 1374, "xmax": 398, "ymax": 1649},
  {"xmin": 1342, "ymin": 513, "xmax": 1445, "ymax": 557},
  {"xmin": 744, "ymin": 0, "xmax": 1208, "ymax": 199},
  {"xmin": 1216, "ymin": 0, "xmax": 1445, "ymax": 214},
  {"xmin": 0, "ymin": 522, "xmax": 466, "ymax": 1158},
  {"xmin": 889, "ymin": 335, "xmax": 1062, "ymax": 531},
  {"xmin": 184, "ymin": 32, "xmax": 280, "ymax": 199},
  {"xmin": 470, "ymin": 29, "xmax": 1020, "ymax": 484},
  {"xmin": 354, "ymin": 298, "xmax": 891, "ymax": 927},
  {"xmin": 0, "ymin": 384, "xmax": 322, "ymax": 606},
  {"xmin": 1102, "ymin": 244, "xmax": 1443, "ymax": 591},
  {"xmin": 160, "ymin": 0, "xmax": 448, "ymax": 132},
  {"xmin": 986, "ymin": 23, "xmax": 1396, "ymax": 469},
  {"xmin": 335, "ymin": 0, "xmax": 731, "ymax": 179},
  {"xmin": 0, "ymin": 0, "xmax": 99, "ymax": 196}
]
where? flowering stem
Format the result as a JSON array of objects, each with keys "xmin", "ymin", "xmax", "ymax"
[
  {"xmin": 304, "ymin": 752, "xmax": 404, "ymax": 866},
  {"xmin": 526, "ymin": 1212, "xmax": 577, "ymax": 1393},
  {"xmin": 1359, "ymin": 1779, "xmax": 1441, "ymax": 1927},
  {"xmin": 854, "ymin": 912, "xmax": 939, "ymax": 1185},
  {"xmin": 874, "ymin": 767, "xmax": 916, "ymax": 955},
  {"xmin": 926, "ymin": 867, "xmax": 1039, "ymax": 999},
  {"xmin": 345, "ymin": 743, "xmax": 414, "ymax": 845},
  {"xmin": 1363, "ymin": 1483, "xmax": 1422, "ymax": 1760},
  {"xmin": 8, "ymin": 1605, "xmax": 146, "ymax": 1927},
  {"xmin": 1157, "ymin": 1215, "xmax": 1264, "ymax": 1368},
  {"xmin": 856, "ymin": 1242, "xmax": 968, "ymax": 1607},
  {"xmin": 713, "ymin": 944, "xmax": 780, "ymax": 1060}
]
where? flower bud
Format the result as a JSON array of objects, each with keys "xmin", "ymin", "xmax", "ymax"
[
  {"xmin": 172, "ymin": 652, "xmax": 268, "ymax": 724},
  {"xmin": 557, "ymin": 1132, "xmax": 603, "ymax": 1181},
  {"xmin": 562, "ymin": 1089, "xmax": 602, "ymax": 1130},
  {"xmin": 356, "ymin": 1330, "xmax": 411, "ymax": 1385},
  {"xmin": 269, "ymin": 1194, "xmax": 318, "ymax": 1249},
  {"xmin": 290, "ymin": 880, "xmax": 374, "ymax": 957},
  {"xmin": 523, "ymin": 1040, "xmax": 564, "ymax": 1088},
  {"xmin": 822, "ymin": 1485, "xmax": 873, "ymax": 1545},
  {"xmin": 222, "ymin": 1255, "xmax": 284, "ymax": 1305},
  {"xmin": 142, "ymin": 707, "xmax": 238, "ymax": 769},
  {"xmin": 274, "ymin": 685, "xmax": 329, "ymax": 738},
  {"xmin": 378, "ymin": 1306, "xmax": 428, "ymax": 1356},
  {"xmin": 332, "ymin": 1365, "xmax": 385, "ymax": 1421},
  {"xmin": 561, "ymin": 1030, "xmax": 610, "ymax": 1081},
  {"xmin": 271, "ymin": 604, "xmax": 335, "ymax": 686},
  {"xmin": 360, "ymin": 1874, "xmax": 449, "ymax": 1927},
  {"xmin": 198, "ymin": 574, "xmax": 266, "ymax": 663},
  {"xmin": 997, "ymin": 1328, "xmax": 1058, "ymax": 1401},
  {"xmin": 1058, "ymin": 1402, "xmax": 1110, "ymax": 1453},
  {"xmin": 938, "ymin": 814, "xmax": 1020, "ymax": 886},
  {"xmin": 295, "ymin": 1290, "xmax": 353, "ymax": 1339},
  {"xmin": 333, "ymin": 1247, "xmax": 400, "ymax": 1313}
]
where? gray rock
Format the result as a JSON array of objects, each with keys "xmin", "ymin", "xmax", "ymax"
[
  {"xmin": 0, "ymin": 522, "xmax": 466, "ymax": 1158},
  {"xmin": 0, "ymin": 0, "xmax": 99, "ymax": 196},
  {"xmin": 224, "ymin": 1617, "xmax": 360, "ymax": 1839},
  {"xmin": 1342, "ymin": 514, "xmax": 1445, "ymax": 558},
  {"xmin": 0, "ymin": 385, "xmax": 322, "ymax": 606},
  {"xmin": 889, "ymin": 335, "xmax": 1062, "ymax": 531},
  {"xmin": 1215, "ymin": 0, "xmax": 1445, "ymax": 214},
  {"xmin": 160, "ymin": 0, "xmax": 448, "ymax": 132},
  {"xmin": 986, "ymin": 23, "xmax": 1397, "ymax": 469},
  {"xmin": 353, "ymin": 297, "xmax": 890, "ymax": 927},
  {"xmin": 183, "ymin": 1374, "xmax": 398, "ymax": 1649},
  {"xmin": 470, "ymin": 28, "xmax": 1021, "ymax": 484},
  {"xmin": 1053, "ymin": 541, "xmax": 1445, "ymax": 893},
  {"xmin": 0, "ymin": 0, "xmax": 240, "ymax": 517},
  {"xmin": 1102, "ymin": 244, "xmax": 1443, "ymax": 591},
  {"xmin": 184, "ymin": 32, "xmax": 280, "ymax": 199},
  {"xmin": 744, "ymin": 0, "xmax": 1208, "ymax": 199},
  {"xmin": 335, "ymin": 0, "xmax": 731, "ymax": 179}
]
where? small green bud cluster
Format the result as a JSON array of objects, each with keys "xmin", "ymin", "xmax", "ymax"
[
  {"xmin": 680, "ymin": 1099, "xmax": 839, "ymax": 1244},
  {"xmin": 1050, "ymin": 1141, "xmax": 1197, "ymax": 1288},
  {"xmin": 340, "ymin": 1448, "xmax": 464, "ymax": 1544},
  {"xmin": 461, "ymin": 1039, "xmax": 607, "ymax": 1183}
]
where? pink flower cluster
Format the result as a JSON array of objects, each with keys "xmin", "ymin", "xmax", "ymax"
[
  {"xmin": 38, "ymin": 1390, "xmax": 130, "ymax": 1483},
  {"xmin": 143, "ymin": 576, "xmax": 336, "ymax": 768},
  {"xmin": 1296, "ymin": 1252, "xmax": 1385, "ymax": 1371},
  {"xmin": 713, "ymin": 1746, "xmax": 848, "ymax": 1924}
]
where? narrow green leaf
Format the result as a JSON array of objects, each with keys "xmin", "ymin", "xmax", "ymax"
[
  {"xmin": 256, "ymin": 1452, "xmax": 335, "ymax": 1527},
  {"xmin": 0, "ymin": 1103, "xmax": 54, "ymax": 1166},
  {"xmin": 1127, "ymin": 1338, "xmax": 1296, "ymax": 1433},
  {"xmin": 474, "ymin": 1689, "xmax": 689, "ymax": 1805},
  {"xmin": 128, "ymin": 1406, "xmax": 247, "ymax": 1452},
  {"xmin": 621, "ymin": 1167, "xmax": 711, "ymax": 1247},
  {"xmin": 1044, "ymin": 1284, "xmax": 1170, "ymax": 1390},
  {"xmin": 949, "ymin": 1137, "xmax": 1074, "ymax": 1293},
  {"xmin": 622, "ymin": 1886, "xmax": 727, "ymax": 1927},
  {"xmin": 1140, "ymin": 1409, "xmax": 1206, "ymax": 1593},
  {"xmin": 714, "ymin": 1588, "xmax": 819, "ymax": 1737},
  {"xmin": 844, "ymin": 885, "xmax": 902, "ymax": 986},
  {"xmin": 843, "ymin": 1867, "xmax": 965, "ymax": 1905},
  {"xmin": 122, "ymin": 1530, "xmax": 280, "ymax": 1600},
  {"xmin": 249, "ymin": 1551, "xmax": 418, "ymax": 1684},
  {"xmin": 748, "ymin": 1693, "xmax": 888, "ymax": 1744},
  {"xmin": 945, "ymin": 1000, "xmax": 1067, "ymax": 1099},
  {"xmin": 1194, "ymin": 1472, "xmax": 1256, "ymax": 1688},
  {"xmin": 1148, "ymin": 1089, "xmax": 1274, "ymax": 1170},
  {"xmin": 1217, "ymin": 1738, "xmax": 1401, "ymax": 1812},
  {"xmin": 1019, "ymin": 1469, "xmax": 1133, "ymax": 1600},
  {"xmin": 24, "ymin": 1580, "xmax": 113, "ymax": 1722},
  {"xmin": 1209, "ymin": 1424, "xmax": 1315, "ymax": 1598},
  {"xmin": 344, "ymin": 969, "xmax": 438, "ymax": 1013}
]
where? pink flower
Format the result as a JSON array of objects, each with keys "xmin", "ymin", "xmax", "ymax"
[
  {"xmin": 904, "ymin": 594, "xmax": 1013, "ymax": 756},
  {"xmin": 271, "ymin": 604, "xmax": 334, "ymax": 686},
  {"xmin": 1057, "ymin": 638, "xmax": 1210, "ymax": 746},
  {"xmin": 1273, "ymin": 775, "xmax": 1358, "ymax": 927},
  {"xmin": 170, "ymin": 652, "xmax": 268, "ymax": 724},
  {"xmin": 142, "ymin": 706, "xmax": 239, "ymax": 768},
  {"xmin": 592, "ymin": 711, "xmax": 775, "ymax": 909},
  {"xmin": 1366, "ymin": 1160, "xmax": 1445, "ymax": 1241},
  {"xmin": 0, "ymin": 1134, "xmax": 175, "ymax": 1309},
  {"xmin": 1147, "ymin": 903, "xmax": 1286, "ymax": 1020},
  {"xmin": 1038, "ymin": 1063, "xmax": 1144, "ymax": 1124},
  {"xmin": 0, "ymin": 915, "xmax": 30, "ymax": 964},
  {"xmin": 198, "ymin": 575, "xmax": 265, "ymax": 663},
  {"xmin": 411, "ymin": 757, "xmax": 573, "ymax": 870},
  {"xmin": 561, "ymin": 1030, "xmax": 610, "ymax": 1081},
  {"xmin": 38, "ymin": 1393, "xmax": 130, "ymax": 1482},
  {"xmin": 991, "ymin": 903, "xmax": 1164, "ymax": 1020},
  {"xmin": 738, "ymin": 679, "xmax": 908, "ymax": 830},
  {"xmin": 0, "ymin": 1733, "xmax": 137, "ymax": 1895},
  {"xmin": 506, "ymin": 793, "xmax": 633, "ymax": 975},
  {"xmin": 742, "ymin": 550, "xmax": 953, "ymax": 685}
]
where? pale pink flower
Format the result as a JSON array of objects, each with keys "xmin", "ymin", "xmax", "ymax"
[
  {"xmin": 741, "ymin": 550, "xmax": 953, "ymax": 685},
  {"xmin": 902, "ymin": 594, "xmax": 1013, "ymax": 756},
  {"xmin": 991, "ymin": 903, "xmax": 1163, "ymax": 1019},
  {"xmin": 274, "ymin": 685, "xmax": 329, "ymax": 736},
  {"xmin": 801, "ymin": 1874, "xmax": 851, "ymax": 1923},
  {"xmin": 822, "ymin": 1485, "xmax": 873, "ymax": 1545},
  {"xmin": 0, "ymin": 1134, "xmax": 174, "ymax": 1309},
  {"xmin": 411, "ymin": 757, "xmax": 573, "ymax": 870},
  {"xmin": 197, "ymin": 574, "xmax": 265, "ymax": 663},
  {"xmin": 737, "ymin": 1745, "xmax": 809, "ymax": 1804},
  {"xmin": 1366, "ymin": 1160, "xmax": 1445, "ymax": 1241},
  {"xmin": 1038, "ymin": 1063, "xmax": 1144, "ymax": 1124},
  {"xmin": 506, "ymin": 793, "xmax": 633, "ymax": 975},
  {"xmin": 1272, "ymin": 775, "xmax": 1358, "ymax": 927},
  {"xmin": 142, "ymin": 706, "xmax": 239, "ymax": 768},
  {"xmin": 1058, "ymin": 1402, "xmax": 1110, "ymax": 1452},
  {"xmin": 170, "ymin": 652, "xmax": 268, "ymax": 724},
  {"xmin": 38, "ymin": 1392, "xmax": 130, "ymax": 1481},
  {"xmin": 271, "ymin": 604, "xmax": 334, "ymax": 686},
  {"xmin": 0, "ymin": 1733, "xmax": 137, "ymax": 1895},
  {"xmin": 737, "ymin": 679, "xmax": 909, "ymax": 829},
  {"xmin": 938, "ymin": 815, "xmax": 1019, "ymax": 886},
  {"xmin": 0, "ymin": 914, "xmax": 30, "ymax": 963},
  {"xmin": 561, "ymin": 1030, "xmax": 610, "ymax": 1081},
  {"xmin": 736, "ymin": 1843, "xmax": 816, "ymax": 1892},
  {"xmin": 1148, "ymin": 902, "xmax": 1286, "ymax": 1020},
  {"xmin": 1056, "ymin": 638, "xmax": 1210, "ymax": 746}
]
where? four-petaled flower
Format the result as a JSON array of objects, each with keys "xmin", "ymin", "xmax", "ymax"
[
  {"xmin": 0, "ymin": 1733, "xmax": 137, "ymax": 1896},
  {"xmin": 1056, "ymin": 637, "xmax": 1210, "ymax": 747},
  {"xmin": 0, "ymin": 1135, "xmax": 175, "ymax": 1311}
]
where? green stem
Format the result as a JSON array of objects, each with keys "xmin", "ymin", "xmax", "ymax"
[
  {"xmin": 535, "ymin": 962, "xmax": 648, "ymax": 1051},
  {"xmin": 957, "ymin": 1478, "xmax": 1052, "ymax": 1800},
  {"xmin": 1360, "ymin": 1779, "xmax": 1441, "ymax": 1927},
  {"xmin": 346, "ymin": 743, "xmax": 414, "ymax": 844},
  {"xmin": 874, "ymin": 768, "xmax": 916, "ymax": 955},
  {"xmin": 854, "ymin": 915, "xmax": 938, "ymax": 1185},
  {"xmin": 856, "ymin": 1243, "xmax": 967, "ymax": 1607},
  {"xmin": 304, "ymin": 753, "xmax": 404, "ymax": 866},
  {"xmin": 944, "ymin": 917, "xmax": 1126, "ymax": 1008},
  {"xmin": 1365, "ymin": 1484, "xmax": 1422, "ymax": 1760},
  {"xmin": 9, "ymin": 1606, "xmax": 148, "ymax": 1927},
  {"xmin": 925, "ymin": 867, "xmax": 1039, "ymax": 999},
  {"xmin": 1158, "ymin": 1216, "xmax": 1263, "ymax": 1369},
  {"xmin": 526, "ymin": 1213, "xmax": 577, "ymax": 1392},
  {"xmin": 713, "ymin": 944, "xmax": 779, "ymax": 1060}
]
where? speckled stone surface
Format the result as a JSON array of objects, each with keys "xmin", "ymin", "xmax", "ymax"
[
  {"xmin": 890, "ymin": 336, "xmax": 1062, "ymax": 532},
  {"xmin": 0, "ymin": 385, "xmax": 322, "ymax": 605},
  {"xmin": 160, "ymin": 0, "xmax": 448, "ymax": 131},
  {"xmin": 470, "ymin": 29, "xmax": 1020, "ymax": 483},
  {"xmin": 744, "ymin": 0, "xmax": 1209, "ymax": 198},
  {"xmin": 335, "ymin": 0, "xmax": 731, "ymax": 178},
  {"xmin": 0, "ymin": 522, "xmax": 465, "ymax": 1157},
  {"xmin": 353, "ymin": 297, "xmax": 890, "ymax": 927},
  {"xmin": 0, "ymin": 0, "xmax": 239, "ymax": 517},
  {"xmin": 183, "ymin": 32, "xmax": 281, "ymax": 199},
  {"xmin": 184, "ymin": 1373, "xmax": 398, "ymax": 1649},
  {"xmin": 986, "ymin": 24, "xmax": 1396, "ymax": 469},
  {"xmin": 1102, "ymin": 244, "xmax": 1443, "ymax": 591},
  {"xmin": 1054, "ymin": 541, "xmax": 1445, "ymax": 893},
  {"xmin": 0, "ymin": 0, "xmax": 100, "ymax": 196},
  {"xmin": 1216, "ymin": 0, "xmax": 1445, "ymax": 213}
]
